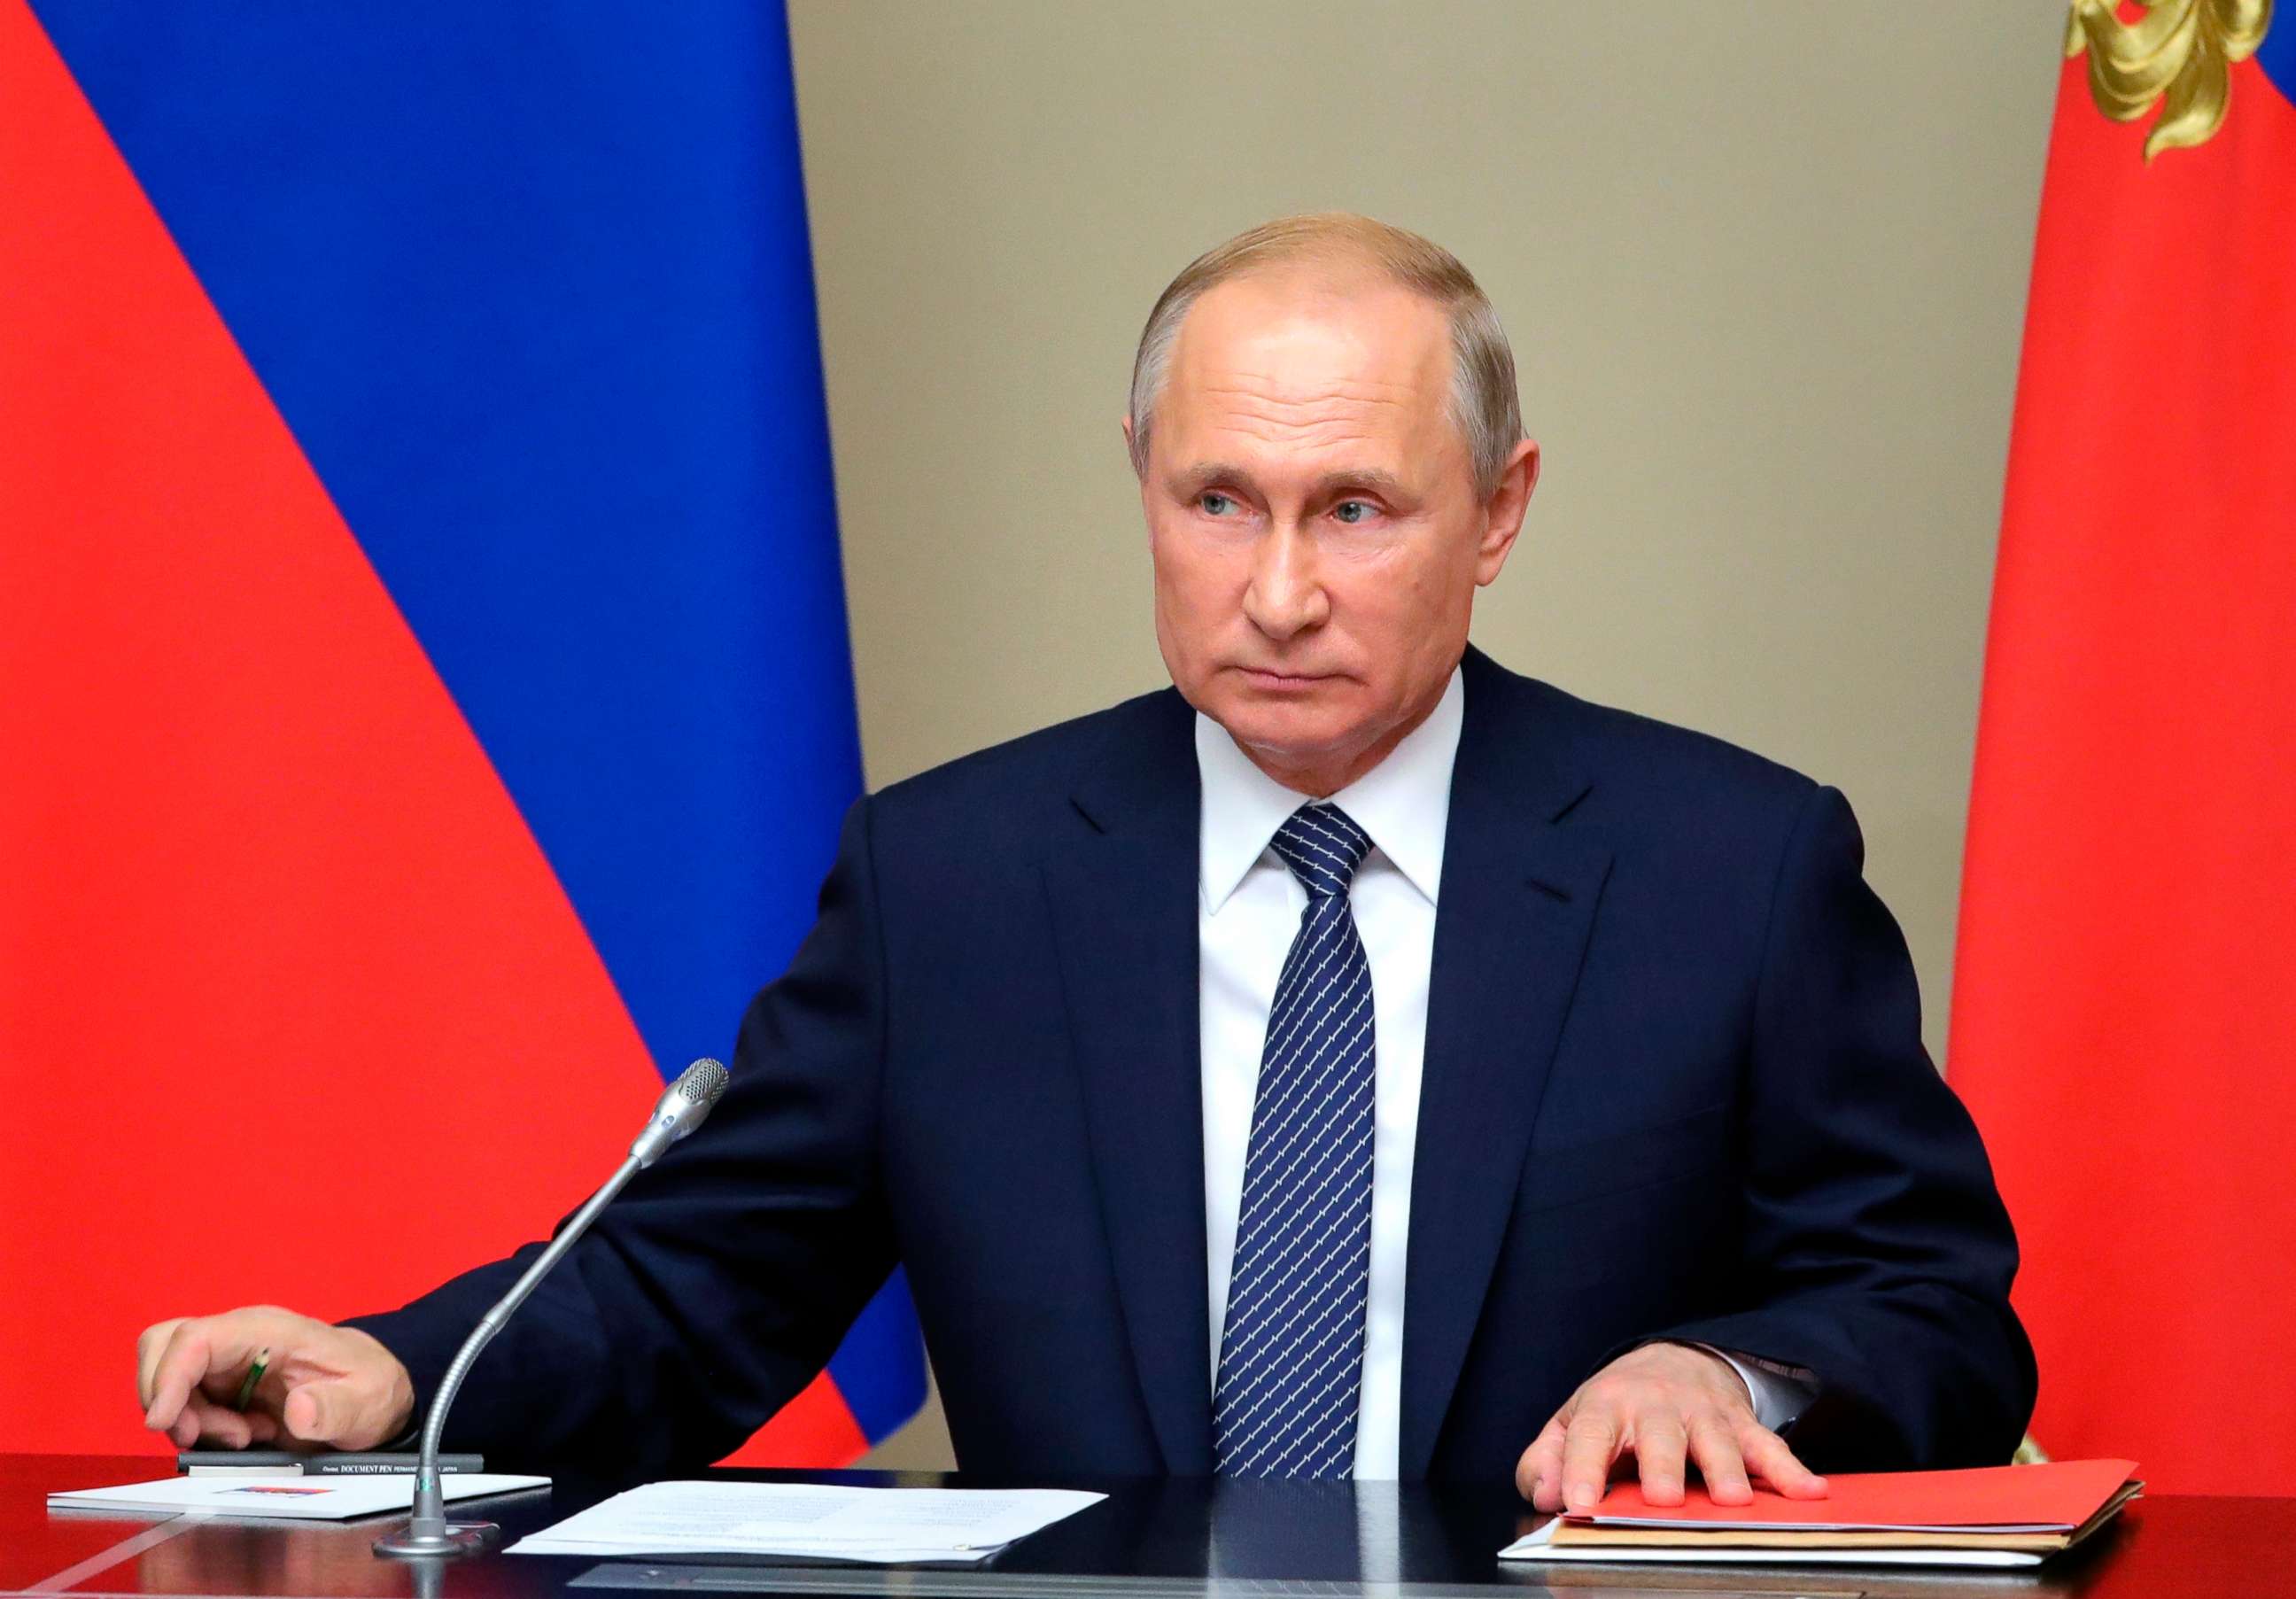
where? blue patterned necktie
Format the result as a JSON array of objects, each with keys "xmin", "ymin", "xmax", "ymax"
[{"xmin": 1213, "ymin": 803, "xmax": 1377, "ymax": 1479}]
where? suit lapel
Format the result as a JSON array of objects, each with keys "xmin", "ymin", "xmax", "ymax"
[
  {"xmin": 1400, "ymin": 650, "xmax": 1612, "ymax": 1477},
  {"xmin": 1040, "ymin": 688, "xmax": 1214, "ymax": 1472}
]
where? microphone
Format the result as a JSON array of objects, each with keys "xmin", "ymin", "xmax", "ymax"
[
  {"xmin": 631, "ymin": 1057, "xmax": 733, "ymax": 1165},
  {"xmin": 376, "ymin": 1057, "xmax": 732, "ymax": 1559}
]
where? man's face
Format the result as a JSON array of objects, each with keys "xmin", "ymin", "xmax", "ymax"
[{"xmin": 1135, "ymin": 268, "xmax": 1534, "ymax": 795}]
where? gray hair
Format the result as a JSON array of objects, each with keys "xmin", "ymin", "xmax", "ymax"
[{"xmin": 1126, "ymin": 213, "xmax": 1524, "ymax": 499}]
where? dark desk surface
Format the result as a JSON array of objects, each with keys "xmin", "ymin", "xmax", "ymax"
[{"xmin": 7, "ymin": 1455, "xmax": 2292, "ymax": 1599}]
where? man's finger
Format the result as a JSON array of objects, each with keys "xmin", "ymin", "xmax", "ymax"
[
  {"xmin": 144, "ymin": 1323, "xmax": 217, "ymax": 1432},
  {"xmin": 136, "ymin": 1318, "xmax": 187, "ymax": 1411},
  {"xmin": 1688, "ymin": 1411, "xmax": 1752, "ymax": 1504},
  {"xmin": 181, "ymin": 1394, "xmax": 246, "ymax": 1450},
  {"xmin": 282, "ymin": 1378, "xmax": 373, "ymax": 1448},
  {"xmin": 1559, "ymin": 1407, "xmax": 1622, "ymax": 1512},
  {"xmin": 1739, "ymin": 1423, "xmax": 1828, "ymax": 1500},
  {"xmin": 165, "ymin": 1391, "xmax": 275, "ymax": 1449},
  {"xmin": 144, "ymin": 1316, "xmax": 269, "ymax": 1432},
  {"xmin": 1516, "ymin": 1413, "xmax": 1571, "ymax": 1510},
  {"xmin": 1632, "ymin": 1409, "xmax": 1691, "ymax": 1506}
]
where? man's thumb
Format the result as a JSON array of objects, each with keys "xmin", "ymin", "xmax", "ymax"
[{"xmin": 282, "ymin": 1378, "xmax": 368, "ymax": 1446}]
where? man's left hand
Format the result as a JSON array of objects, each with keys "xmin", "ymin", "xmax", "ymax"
[{"xmin": 1516, "ymin": 1341, "xmax": 1828, "ymax": 1512}]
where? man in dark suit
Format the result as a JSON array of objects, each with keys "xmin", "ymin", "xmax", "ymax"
[{"xmin": 137, "ymin": 213, "xmax": 2035, "ymax": 1510}]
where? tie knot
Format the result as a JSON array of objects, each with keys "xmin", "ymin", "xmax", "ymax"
[{"xmin": 1270, "ymin": 804, "xmax": 1373, "ymax": 900}]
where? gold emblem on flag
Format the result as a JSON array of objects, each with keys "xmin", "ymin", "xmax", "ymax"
[{"xmin": 2066, "ymin": 0, "xmax": 2275, "ymax": 160}]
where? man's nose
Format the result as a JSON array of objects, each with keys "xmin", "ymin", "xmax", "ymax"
[{"xmin": 1241, "ymin": 523, "xmax": 1330, "ymax": 640}]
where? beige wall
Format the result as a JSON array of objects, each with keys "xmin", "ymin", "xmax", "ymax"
[{"xmin": 787, "ymin": 0, "xmax": 2065, "ymax": 1470}]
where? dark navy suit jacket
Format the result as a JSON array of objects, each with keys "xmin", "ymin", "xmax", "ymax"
[{"xmin": 353, "ymin": 648, "xmax": 2036, "ymax": 1483}]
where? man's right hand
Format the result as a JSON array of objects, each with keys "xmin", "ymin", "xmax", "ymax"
[{"xmin": 136, "ymin": 1307, "xmax": 415, "ymax": 1451}]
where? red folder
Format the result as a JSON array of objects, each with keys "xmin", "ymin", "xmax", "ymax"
[{"xmin": 1576, "ymin": 1459, "xmax": 2140, "ymax": 1533}]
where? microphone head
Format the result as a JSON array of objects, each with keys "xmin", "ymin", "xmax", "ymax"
[
  {"xmin": 631, "ymin": 1057, "xmax": 732, "ymax": 1166},
  {"xmin": 671, "ymin": 1056, "xmax": 731, "ymax": 1114}
]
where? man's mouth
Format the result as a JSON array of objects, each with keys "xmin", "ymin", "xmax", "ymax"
[{"xmin": 1233, "ymin": 665, "xmax": 1337, "ymax": 690}]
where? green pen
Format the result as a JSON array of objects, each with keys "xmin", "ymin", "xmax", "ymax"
[{"xmin": 232, "ymin": 1347, "xmax": 271, "ymax": 1411}]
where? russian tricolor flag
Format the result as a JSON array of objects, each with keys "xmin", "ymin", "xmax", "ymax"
[{"xmin": 1, "ymin": 1, "xmax": 927, "ymax": 1463}]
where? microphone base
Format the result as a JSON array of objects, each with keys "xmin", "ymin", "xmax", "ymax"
[{"xmin": 374, "ymin": 1521, "xmax": 500, "ymax": 1559}]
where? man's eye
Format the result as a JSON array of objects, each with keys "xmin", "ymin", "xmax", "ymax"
[
  {"xmin": 1198, "ymin": 492, "xmax": 1237, "ymax": 516},
  {"xmin": 1333, "ymin": 500, "xmax": 1376, "ymax": 524}
]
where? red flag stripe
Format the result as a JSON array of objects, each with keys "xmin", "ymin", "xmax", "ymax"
[{"xmin": 1951, "ymin": 54, "xmax": 2296, "ymax": 1495}]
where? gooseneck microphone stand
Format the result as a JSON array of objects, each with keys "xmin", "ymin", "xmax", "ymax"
[{"xmin": 376, "ymin": 1058, "xmax": 731, "ymax": 1559}]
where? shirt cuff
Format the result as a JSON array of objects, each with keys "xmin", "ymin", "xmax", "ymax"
[{"xmin": 1693, "ymin": 1343, "xmax": 1818, "ymax": 1433}]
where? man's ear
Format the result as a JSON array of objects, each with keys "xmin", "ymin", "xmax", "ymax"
[
  {"xmin": 1121, "ymin": 413, "xmax": 1136, "ymax": 456},
  {"xmin": 1475, "ymin": 438, "xmax": 1540, "ymax": 586}
]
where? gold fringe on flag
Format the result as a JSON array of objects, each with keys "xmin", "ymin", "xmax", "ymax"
[{"xmin": 2066, "ymin": 0, "xmax": 2274, "ymax": 159}]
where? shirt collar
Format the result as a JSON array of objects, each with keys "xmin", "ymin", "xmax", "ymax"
[{"xmin": 1195, "ymin": 665, "xmax": 1464, "ymax": 915}]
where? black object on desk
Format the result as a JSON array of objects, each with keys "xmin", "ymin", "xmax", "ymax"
[{"xmin": 177, "ymin": 1450, "xmax": 487, "ymax": 1475}]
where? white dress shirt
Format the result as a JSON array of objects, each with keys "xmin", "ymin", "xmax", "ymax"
[{"xmin": 1196, "ymin": 666, "xmax": 1807, "ymax": 1479}]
